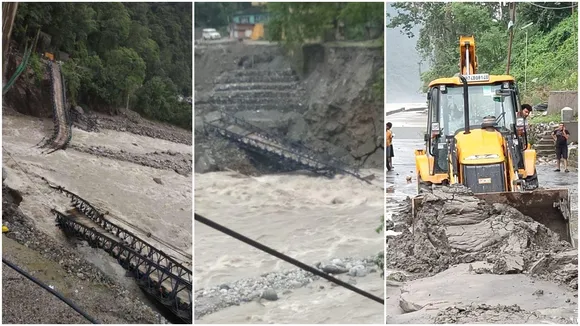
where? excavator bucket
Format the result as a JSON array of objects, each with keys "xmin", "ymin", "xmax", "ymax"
[{"xmin": 412, "ymin": 188, "xmax": 573, "ymax": 246}]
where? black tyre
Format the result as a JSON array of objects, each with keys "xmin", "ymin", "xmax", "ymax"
[
  {"xmin": 524, "ymin": 172, "xmax": 539, "ymax": 190},
  {"xmin": 417, "ymin": 175, "xmax": 432, "ymax": 194}
]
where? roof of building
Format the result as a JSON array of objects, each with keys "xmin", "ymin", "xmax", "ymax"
[{"xmin": 234, "ymin": 6, "xmax": 267, "ymax": 16}]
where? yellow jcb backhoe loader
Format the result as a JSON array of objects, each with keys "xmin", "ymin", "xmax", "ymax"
[{"xmin": 413, "ymin": 36, "xmax": 573, "ymax": 245}]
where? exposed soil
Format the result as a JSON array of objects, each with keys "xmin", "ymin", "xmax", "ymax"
[
  {"xmin": 387, "ymin": 185, "xmax": 575, "ymax": 287},
  {"xmin": 386, "ymin": 185, "xmax": 578, "ymax": 324},
  {"xmin": 194, "ymin": 42, "xmax": 383, "ymax": 173},
  {"xmin": 434, "ymin": 304, "xmax": 573, "ymax": 324},
  {"xmin": 68, "ymin": 144, "xmax": 192, "ymax": 176}
]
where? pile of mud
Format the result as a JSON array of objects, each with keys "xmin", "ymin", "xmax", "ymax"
[
  {"xmin": 434, "ymin": 304, "xmax": 573, "ymax": 324},
  {"xmin": 387, "ymin": 185, "xmax": 577, "ymax": 289},
  {"xmin": 69, "ymin": 144, "xmax": 192, "ymax": 175}
]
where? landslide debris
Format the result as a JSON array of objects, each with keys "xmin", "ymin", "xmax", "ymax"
[
  {"xmin": 386, "ymin": 185, "xmax": 576, "ymax": 289},
  {"xmin": 434, "ymin": 304, "xmax": 574, "ymax": 324}
]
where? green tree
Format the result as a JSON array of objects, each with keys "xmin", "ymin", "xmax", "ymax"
[
  {"xmin": 388, "ymin": 1, "xmax": 577, "ymax": 99},
  {"xmin": 11, "ymin": 2, "xmax": 192, "ymax": 130},
  {"xmin": 103, "ymin": 47, "xmax": 145, "ymax": 108}
]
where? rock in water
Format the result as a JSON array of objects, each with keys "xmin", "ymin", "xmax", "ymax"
[
  {"xmin": 348, "ymin": 265, "xmax": 367, "ymax": 277},
  {"xmin": 322, "ymin": 264, "xmax": 348, "ymax": 274},
  {"xmin": 261, "ymin": 288, "xmax": 278, "ymax": 301},
  {"xmin": 153, "ymin": 177, "xmax": 163, "ymax": 185}
]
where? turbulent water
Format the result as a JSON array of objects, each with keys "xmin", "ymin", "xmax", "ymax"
[
  {"xmin": 2, "ymin": 115, "xmax": 192, "ymax": 266},
  {"xmin": 194, "ymin": 169, "xmax": 384, "ymax": 323}
]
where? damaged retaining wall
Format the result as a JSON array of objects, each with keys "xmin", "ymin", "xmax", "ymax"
[{"xmin": 194, "ymin": 42, "xmax": 384, "ymax": 173}]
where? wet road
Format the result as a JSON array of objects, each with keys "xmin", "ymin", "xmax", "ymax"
[
  {"xmin": 385, "ymin": 110, "xmax": 578, "ymax": 243},
  {"xmin": 385, "ymin": 109, "xmax": 579, "ymax": 323}
]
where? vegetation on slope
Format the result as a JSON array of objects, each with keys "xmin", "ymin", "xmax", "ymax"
[
  {"xmin": 12, "ymin": 3, "xmax": 192, "ymax": 129},
  {"xmin": 388, "ymin": 2, "xmax": 577, "ymax": 104}
]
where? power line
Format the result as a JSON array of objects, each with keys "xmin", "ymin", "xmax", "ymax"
[
  {"xmin": 195, "ymin": 213, "xmax": 384, "ymax": 305},
  {"xmin": 528, "ymin": 2, "xmax": 578, "ymax": 10},
  {"xmin": 2, "ymin": 258, "xmax": 100, "ymax": 324}
]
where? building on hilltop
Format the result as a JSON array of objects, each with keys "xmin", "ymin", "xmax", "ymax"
[{"xmin": 230, "ymin": 6, "xmax": 269, "ymax": 40}]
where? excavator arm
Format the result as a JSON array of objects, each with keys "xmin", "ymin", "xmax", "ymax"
[{"xmin": 459, "ymin": 35, "xmax": 478, "ymax": 75}]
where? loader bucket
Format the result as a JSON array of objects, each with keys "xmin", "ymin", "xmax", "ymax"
[{"xmin": 412, "ymin": 188, "xmax": 573, "ymax": 246}]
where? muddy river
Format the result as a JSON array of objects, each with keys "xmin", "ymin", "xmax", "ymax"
[
  {"xmin": 2, "ymin": 115, "xmax": 192, "ymax": 268},
  {"xmin": 194, "ymin": 169, "xmax": 384, "ymax": 323}
]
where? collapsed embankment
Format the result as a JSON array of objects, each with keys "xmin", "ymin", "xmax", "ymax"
[
  {"xmin": 386, "ymin": 185, "xmax": 578, "ymax": 324},
  {"xmin": 194, "ymin": 42, "xmax": 383, "ymax": 174}
]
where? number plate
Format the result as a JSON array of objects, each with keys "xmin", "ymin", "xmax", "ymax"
[
  {"xmin": 464, "ymin": 74, "xmax": 490, "ymax": 82},
  {"xmin": 478, "ymin": 177, "xmax": 492, "ymax": 184}
]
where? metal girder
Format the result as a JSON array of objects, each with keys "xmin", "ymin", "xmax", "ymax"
[
  {"xmin": 207, "ymin": 119, "xmax": 368, "ymax": 182},
  {"xmin": 53, "ymin": 210, "xmax": 192, "ymax": 323},
  {"xmin": 48, "ymin": 184, "xmax": 192, "ymax": 282},
  {"xmin": 41, "ymin": 61, "xmax": 72, "ymax": 152},
  {"xmin": 219, "ymin": 110, "xmax": 353, "ymax": 171},
  {"xmin": 45, "ymin": 181, "xmax": 192, "ymax": 323}
]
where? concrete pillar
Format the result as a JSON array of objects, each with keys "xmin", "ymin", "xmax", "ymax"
[{"xmin": 561, "ymin": 107, "xmax": 574, "ymax": 122}]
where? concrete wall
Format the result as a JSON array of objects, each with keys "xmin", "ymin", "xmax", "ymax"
[
  {"xmin": 564, "ymin": 121, "xmax": 578, "ymax": 143},
  {"xmin": 547, "ymin": 91, "xmax": 578, "ymax": 115}
]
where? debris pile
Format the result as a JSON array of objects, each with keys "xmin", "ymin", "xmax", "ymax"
[
  {"xmin": 386, "ymin": 185, "xmax": 576, "ymax": 288},
  {"xmin": 434, "ymin": 304, "xmax": 574, "ymax": 324}
]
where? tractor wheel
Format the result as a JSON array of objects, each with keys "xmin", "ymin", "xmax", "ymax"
[{"xmin": 417, "ymin": 175, "xmax": 432, "ymax": 194}]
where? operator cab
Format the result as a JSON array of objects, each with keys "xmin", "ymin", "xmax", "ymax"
[{"xmin": 424, "ymin": 73, "xmax": 527, "ymax": 174}]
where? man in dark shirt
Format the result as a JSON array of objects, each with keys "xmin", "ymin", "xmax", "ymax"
[{"xmin": 552, "ymin": 123, "xmax": 570, "ymax": 172}]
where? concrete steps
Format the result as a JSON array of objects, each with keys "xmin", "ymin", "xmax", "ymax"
[
  {"xmin": 217, "ymin": 74, "xmax": 299, "ymax": 84},
  {"xmin": 197, "ymin": 103, "xmax": 306, "ymax": 113},
  {"xmin": 210, "ymin": 96, "xmax": 303, "ymax": 105},
  {"xmin": 214, "ymin": 82, "xmax": 300, "ymax": 92},
  {"xmin": 227, "ymin": 69, "xmax": 295, "ymax": 77},
  {"xmin": 211, "ymin": 89, "xmax": 298, "ymax": 99}
]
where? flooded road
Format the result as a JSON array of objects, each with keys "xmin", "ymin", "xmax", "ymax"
[
  {"xmin": 385, "ymin": 110, "xmax": 578, "ymax": 323},
  {"xmin": 194, "ymin": 169, "xmax": 384, "ymax": 323}
]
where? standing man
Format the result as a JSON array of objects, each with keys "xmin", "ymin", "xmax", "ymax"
[
  {"xmin": 386, "ymin": 122, "xmax": 394, "ymax": 171},
  {"xmin": 552, "ymin": 122, "xmax": 570, "ymax": 172}
]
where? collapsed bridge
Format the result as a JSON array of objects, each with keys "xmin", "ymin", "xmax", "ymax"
[
  {"xmin": 203, "ymin": 110, "xmax": 370, "ymax": 182},
  {"xmin": 45, "ymin": 180, "xmax": 192, "ymax": 323},
  {"xmin": 40, "ymin": 60, "xmax": 72, "ymax": 153}
]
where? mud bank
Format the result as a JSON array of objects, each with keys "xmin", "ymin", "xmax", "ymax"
[
  {"xmin": 93, "ymin": 113, "xmax": 192, "ymax": 146},
  {"xmin": 434, "ymin": 303, "xmax": 572, "ymax": 324},
  {"xmin": 386, "ymin": 185, "xmax": 578, "ymax": 324},
  {"xmin": 69, "ymin": 144, "xmax": 192, "ymax": 175}
]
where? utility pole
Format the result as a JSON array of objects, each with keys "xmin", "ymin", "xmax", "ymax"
[
  {"xmin": 2, "ymin": 2, "xmax": 18, "ymax": 81},
  {"xmin": 506, "ymin": 2, "xmax": 516, "ymax": 75}
]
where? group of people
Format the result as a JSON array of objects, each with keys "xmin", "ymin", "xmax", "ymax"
[{"xmin": 386, "ymin": 104, "xmax": 572, "ymax": 173}]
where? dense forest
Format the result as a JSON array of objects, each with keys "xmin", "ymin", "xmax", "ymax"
[
  {"xmin": 11, "ymin": 2, "xmax": 192, "ymax": 129},
  {"xmin": 388, "ymin": 2, "xmax": 578, "ymax": 104},
  {"xmin": 195, "ymin": 2, "xmax": 384, "ymax": 43}
]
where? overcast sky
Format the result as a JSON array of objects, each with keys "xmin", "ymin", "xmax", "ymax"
[{"xmin": 386, "ymin": 3, "xmax": 427, "ymax": 103}]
